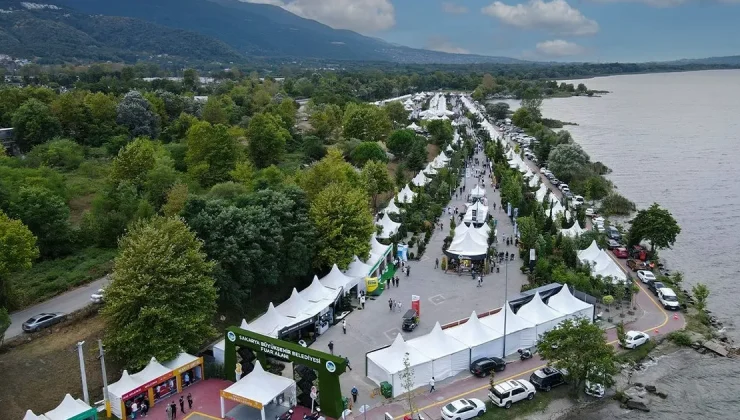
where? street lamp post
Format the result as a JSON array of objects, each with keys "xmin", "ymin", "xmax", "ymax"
[{"xmin": 502, "ymin": 259, "xmax": 508, "ymax": 359}]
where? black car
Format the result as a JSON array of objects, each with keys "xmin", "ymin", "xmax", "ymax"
[
  {"xmin": 401, "ymin": 309, "xmax": 419, "ymax": 331},
  {"xmin": 470, "ymin": 357, "xmax": 506, "ymax": 377},
  {"xmin": 529, "ymin": 367, "xmax": 567, "ymax": 392},
  {"xmin": 606, "ymin": 226, "xmax": 622, "ymax": 241},
  {"xmin": 22, "ymin": 312, "xmax": 67, "ymax": 332},
  {"xmin": 648, "ymin": 281, "xmax": 665, "ymax": 295}
]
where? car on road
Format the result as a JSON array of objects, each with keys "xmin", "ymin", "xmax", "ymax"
[
  {"xmin": 441, "ymin": 398, "xmax": 486, "ymax": 420},
  {"xmin": 623, "ymin": 330, "xmax": 650, "ymax": 349},
  {"xmin": 658, "ymin": 288, "xmax": 681, "ymax": 310},
  {"xmin": 550, "ymin": 178, "xmax": 561, "ymax": 186},
  {"xmin": 585, "ymin": 208, "xmax": 595, "ymax": 217},
  {"xmin": 22, "ymin": 312, "xmax": 67, "ymax": 332},
  {"xmin": 607, "ymin": 239, "xmax": 621, "ymax": 250},
  {"xmin": 613, "ymin": 247, "xmax": 629, "ymax": 258},
  {"xmin": 489, "ymin": 380, "xmax": 536, "ymax": 409},
  {"xmin": 648, "ymin": 281, "xmax": 666, "ymax": 295},
  {"xmin": 606, "ymin": 226, "xmax": 622, "ymax": 241},
  {"xmin": 91, "ymin": 289, "xmax": 105, "ymax": 304},
  {"xmin": 530, "ymin": 367, "xmax": 567, "ymax": 392},
  {"xmin": 637, "ymin": 270, "xmax": 657, "ymax": 284},
  {"xmin": 563, "ymin": 191, "xmax": 574, "ymax": 200},
  {"xmin": 573, "ymin": 195, "xmax": 585, "ymax": 206},
  {"xmin": 470, "ymin": 357, "xmax": 506, "ymax": 377}
]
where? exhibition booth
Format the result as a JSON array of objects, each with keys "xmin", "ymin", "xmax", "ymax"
[
  {"xmin": 445, "ymin": 311, "xmax": 503, "ymax": 360},
  {"xmin": 407, "ymin": 323, "xmax": 469, "ymax": 381},
  {"xmin": 515, "ymin": 292, "xmax": 568, "ymax": 338},
  {"xmin": 546, "ymin": 285, "xmax": 595, "ymax": 322},
  {"xmin": 367, "ymin": 335, "xmax": 433, "ymax": 398},
  {"xmin": 479, "ymin": 304, "xmax": 536, "ymax": 357},
  {"xmin": 320, "ymin": 264, "xmax": 358, "ymax": 295},
  {"xmin": 220, "ymin": 361, "xmax": 297, "ymax": 420},
  {"xmin": 162, "ymin": 352, "xmax": 205, "ymax": 392},
  {"xmin": 396, "ymin": 184, "xmax": 417, "ymax": 204},
  {"xmin": 376, "ymin": 213, "xmax": 401, "ymax": 239},
  {"xmin": 27, "ymin": 394, "xmax": 96, "ymax": 420}
]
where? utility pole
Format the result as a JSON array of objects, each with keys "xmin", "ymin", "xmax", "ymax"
[
  {"xmin": 502, "ymin": 259, "xmax": 508, "ymax": 359},
  {"xmin": 77, "ymin": 341, "xmax": 90, "ymax": 404},
  {"xmin": 98, "ymin": 340, "xmax": 109, "ymax": 412}
]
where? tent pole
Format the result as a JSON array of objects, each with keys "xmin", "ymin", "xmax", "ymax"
[{"xmin": 77, "ymin": 341, "xmax": 90, "ymax": 404}]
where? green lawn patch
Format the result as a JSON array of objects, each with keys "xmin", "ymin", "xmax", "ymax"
[
  {"xmin": 479, "ymin": 386, "xmax": 568, "ymax": 420},
  {"xmin": 616, "ymin": 340, "xmax": 657, "ymax": 364},
  {"xmin": 10, "ymin": 247, "xmax": 117, "ymax": 309}
]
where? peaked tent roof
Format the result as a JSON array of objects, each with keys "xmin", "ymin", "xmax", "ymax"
[
  {"xmin": 480, "ymin": 303, "xmax": 535, "ymax": 334},
  {"xmin": 412, "ymin": 171, "xmax": 431, "ymax": 187},
  {"xmin": 547, "ymin": 286, "xmax": 593, "ymax": 315},
  {"xmin": 591, "ymin": 250, "xmax": 613, "ymax": 272},
  {"xmin": 438, "ymin": 151, "xmax": 450, "ymax": 162},
  {"xmin": 447, "ymin": 230, "xmax": 488, "ymax": 257},
  {"xmin": 578, "ymin": 240, "xmax": 601, "ymax": 263},
  {"xmin": 397, "ymin": 184, "xmax": 417, "ymax": 204},
  {"xmin": 44, "ymin": 394, "xmax": 94, "ymax": 420},
  {"xmin": 376, "ymin": 213, "xmax": 401, "ymax": 239},
  {"xmin": 240, "ymin": 319, "xmax": 250, "ymax": 329},
  {"xmin": 346, "ymin": 255, "xmax": 373, "ymax": 278},
  {"xmin": 250, "ymin": 303, "xmax": 292, "ymax": 337},
  {"xmin": 300, "ymin": 276, "xmax": 338, "ymax": 303},
  {"xmin": 470, "ymin": 184, "xmax": 486, "ymax": 198},
  {"xmin": 515, "ymin": 292, "xmax": 566, "ymax": 325},
  {"xmin": 222, "ymin": 360, "xmax": 295, "ymax": 406},
  {"xmin": 593, "ymin": 260, "xmax": 627, "ymax": 282},
  {"xmin": 528, "ymin": 174, "xmax": 540, "ymax": 188},
  {"xmin": 163, "ymin": 352, "xmax": 199, "ymax": 371},
  {"xmin": 407, "ymin": 322, "xmax": 469, "ymax": 359},
  {"xmin": 321, "ymin": 264, "xmax": 355, "ymax": 290},
  {"xmin": 366, "ymin": 334, "xmax": 432, "ymax": 375},
  {"xmin": 133, "ymin": 357, "xmax": 171, "ymax": 385},
  {"xmin": 23, "ymin": 410, "xmax": 50, "ymax": 420},
  {"xmin": 445, "ymin": 311, "xmax": 503, "ymax": 346},
  {"xmin": 423, "ymin": 163, "xmax": 438, "ymax": 175},
  {"xmin": 371, "ymin": 234, "xmax": 392, "ymax": 258},
  {"xmin": 561, "ymin": 221, "xmax": 585, "ymax": 238},
  {"xmin": 446, "ymin": 144, "xmax": 454, "ymax": 152},
  {"xmin": 108, "ymin": 370, "xmax": 142, "ymax": 398},
  {"xmin": 452, "ymin": 225, "xmax": 488, "ymax": 245},
  {"xmin": 535, "ymin": 184, "xmax": 548, "ymax": 202},
  {"xmin": 277, "ymin": 288, "xmax": 315, "ymax": 319},
  {"xmin": 383, "ymin": 198, "xmax": 401, "ymax": 215}
]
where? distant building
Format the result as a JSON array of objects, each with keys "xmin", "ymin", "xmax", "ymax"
[{"xmin": 0, "ymin": 127, "xmax": 20, "ymax": 156}]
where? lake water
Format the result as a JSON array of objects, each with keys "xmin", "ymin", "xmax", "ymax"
[{"xmin": 496, "ymin": 70, "xmax": 740, "ymax": 418}]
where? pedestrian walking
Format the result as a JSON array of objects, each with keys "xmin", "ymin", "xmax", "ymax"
[
  {"xmin": 130, "ymin": 401, "xmax": 139, "ymax": 419},
  {"xmin": 345, "ymin": 356, "xmax": 353, "ymax": 371},
  {"xmin": 429, "ymin": 377, "xmax": 436, "ymax": 393},
  {"xmin": 435, "ymin": 258, "xmax": 439, "ymax": 269},
  {"xmin": 165, "ymin": 403, "xmax": 172, "ymax": 420},
  {"xmin": 184, "ymin": 372, "xmax": 190, "ymax": 387},
  {"xmin": 170, "ymin": 401, "xmax": 177, "ymax": 419},
  {"xmin": 360, "ymin": 295, "xmax": 366, "ymax": 309},
  {"xmin": 179, "ymin": 396, "xmax": 185, "ymax": 414},
  {"xmin": 389, "ymin": 298, "xmax": 393, "ymax": 311},
  {"xmin": 328, "ymin": 341, "xmax": 334, "ymax": 355},
  {"xmin": 351, "ymin": 386, "xmax": 358, "ymax": 403},
  {"xmin": 396, "ymin": 276, "xmax": 400, "ymax": 287},
  {"xmin": 187, "ymin": 394, "xmax": 193, "ymax": 410},
  {"xmin": 406, "ymin": 266, "xmax": 410, "ymax": 277},
  {"xmin": 441, "ymin": 222, "xmax": 444, "ymax": 231},
  {"xmin": 342, "ymin": 319, "xmax": 347, "ymax": 334}
]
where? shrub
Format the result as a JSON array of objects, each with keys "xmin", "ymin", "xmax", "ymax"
[
  {"xmin": 27, "ymin": 138, "xmax": 85, "ymax": 170},
  {"xmin": 409, "ymin": 252, "xmax": 415, "ymax": 260},
  {"xmin": 599, "ymin": 193, "xmax": 636, "ymax": 216},
  {"xmin": 668, "ymin": 330, "xmax": 692, "ymax": 346},
  {"xmin": 417, "ymin": 242, "xmax": 426, "ymax": 256},
  {"xmin": 441, "ymin": 257, "xmax": 448, "ymax": 271}
]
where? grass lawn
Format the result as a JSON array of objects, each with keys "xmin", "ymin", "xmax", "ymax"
[
  {"xmin": 479, "ymin": 386, "xmax": 569, "ymax": 420},
  {"xmin": 10, "ymin": 247, "xmax": 117, "ymax": 309},
  {"xmin": 616, "ymin": 340, "xmax": 657, "ymax": 364}
]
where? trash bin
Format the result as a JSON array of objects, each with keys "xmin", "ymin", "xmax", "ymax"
[{"xmin": 380, "ymin": 381, "xmax": 392, "ymax": 399}]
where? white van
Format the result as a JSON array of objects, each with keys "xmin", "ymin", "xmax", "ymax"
[
  {"xmin": 573, "ymin": 195, "xmax": 585, "ymax": 206},
  {"xmin": 658, "ymin": 288, "xmax": 680, "ymax": 310}
]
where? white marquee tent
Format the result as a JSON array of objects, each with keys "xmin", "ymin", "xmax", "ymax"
[
  {"xmin": 213, "ymin": 319, "xmax": 251, "ymax": 364},
  {"xmin": 445, "ymin": 311, "xmax": 504, "ymax": 360},
  {"xmin": 44, "ymin": 394, "xmax": 96, "ymax": 420},
  {"xmin": 528, "ymin": 174, "xmax": 540, "ymax": 188},
  {"xmin": 367, "ymin": 334, "xmax": 433, "ymax": 397},
  {"xmin": 412, "ymin": 171, "xmax": 431, "ymax": 187},
  {"xmin": 446, "ymin": 230, "xmax": 488, "ymax": 260},
  {"xmin": 535, "ymin": 184, "xmax": 548, "ymax": 203},
  {"xmin": 107, "ymin": 370, "xmax": 142, "ymax": 418},
  {"xmin": 376, "ymin": 213, "xmax": 401, "ymax": 239},
  {"xmin": 479, "ymin": 303, "xmax": 537, "ymax": 357},
  {"xmin": 438, "ymin": 151, "xmax": 450, "ymax": 162},
  {"xmin": 470, "ymin": 184, "xmax": 486, "ymax": 199},
  {"xmin": 431, "ymin": 155, "xmax": 447, "ymax": 169},
  {"xmin": 560, "ymin": 221, "xmax": 585, "ymax": 238},
  {"xmin": 383, "ymin": 198, "xmax": 401, "ymax": 215},
  {"xmin": 23, "ymin": 411, "xmax": 50, "ymax": 420},
  {"xmin": 220, "ymin": 361, "xmax": 296, "ymax": 420},
  {"xmin": 578, "ymin": 240, "xmax": 601, "ymax": 263},
  {"xmin": 346, "ymin": 255, "xmax": 373, "ymax": 279},
  {"xmin": 397, "ymin": 184, "xmax": 417, "ymax": 204},
  {"xmin": 250, "ymin": 303, "xmax": 292, "ymax": 337},
  {"xmin": 423, "ymin": 163, "xmax": 438, "ymax": 176},
  {"xmin": 371, "ymin": 234, "xmax": 392, "ymax": 260},
  {"xmin": 453, "ymin": 223, "xmax": 488, "ymax": 245},
  {"xmin": 300, "ymin": 276, "xmax": 340, "ymax": 304},
  {"xmin": 407, "ymin": 322, "xmax": 470, "ymax": 381},
  {"xmin": 321, "ymin": 263, "xmax": 358, "ymax": 293},
  {"xmin": 546, "ymin": 286, "xmax": 595, "ymax": 322},
  {"xmin": 407, "ymin": 122, "xmax": 423, "ymax": 132},
  {"xmin": 592, "ymin": 255, "xmax": 628, "ymax": 282},
  {"xmin": 463, "ymin": 201, "xmax": 489, "ymax": 225},
  {"xmin": 446, "ymin": 144, "xmax": 454, "ymax": 152},
  {"xmin": 277, "ymin": 288, "xmax": 321, "ymax": 323},
  {"xmin": 515, "ymin": 292, "xmax": 568, "ymax": 338}
]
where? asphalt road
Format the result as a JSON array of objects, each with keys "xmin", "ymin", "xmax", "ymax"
[{"xmin": 6, "ymin": 275, "xmax": 110, "ymax": 339}]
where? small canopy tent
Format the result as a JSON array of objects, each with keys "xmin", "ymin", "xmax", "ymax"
[
  {"xmin": 407, "ymin": 122, "xmax": 423, "ymax": 132},
  {"xmin": 407, "ymin": 322, "xmax": 470, "ymax": 381},
  {"xmin": 44, "ymin": 394, "xmax": 97, "ymax": 420},
  {"xmin": 321, "ymin": 264, "xmax": 357, "ymax": 294},
  {"xmin": 250, "ymin": 303, "xmax": 292, "ymax": 337},
  {"xmin": 515, "ymin": 292, "xmax": 568, "ymax": 337},
  {"xmin": 132, "ymin": 357, "xmax": 173, "ymax": 402},
  {"xmin": 397, "ymin": 185, "xmax": 417, "ymax": 204},
  {"xmin": 220, "ymin": 361, "xmax": 296, "ymax": 420},
  {"xmin": 479, "ymin": 304, "xmax": 537, "ymax": 357},
  {"xmin": 560, "ymin": 221, "xmax": 585, "ymax": 238},
  {"xmin": 383, "ymin": 198, "xmax": 401, "ymax": 215},
  {"xmin": 345, "ymin": 255, "xmax": 374, "ymax": 289},
  {"xmin": 376, "ymin": 213, "xmax": 401, "ymax": 239},
  {"xmin": 431, "ymin": 155, "xmax": 447, "ymax": 169},
  {"xmin": 578, "ymin": 240, "xmax": 601, "ymax": 263},
  {"xmin": 535, "ymin": 184, "xmax": 548, "ymax": 203},
  {"xmin": 445, "ymin": 230, "xmax": 488, "ymax": 260},
  {"xmin": 463, "ymin": 201, "xmax": 489, "ymax": 225},
  {"xmin": 23, "ymin": 411, "xmax": 51, "ymax": 420},
  {"xmin": 470, "ymin": 184, "xmax": 486, "ymax": 199},
  {"xmin": 445, "ymin": 144, "xmax": 454, "ymax": 152},
  {"xmin": 592, "ymin": 259, "xmax": 628, "ymax": 282},
  {"xmin": 300, "ymin": 276, "xmax": 340, "ymax": 304},
  {"xmin": 277, "ymin": 288, "xmax": 323, "ymax": 323},
  {"xmin": 412, "ymin": 171, "xmax": 431, "ymax": 187},
  {"xmin": 445, "ymin": 311, "xmax": 503, "ymax": 361},
  {"xmin": 162, "ymin": 351, "xmax": 204, "ymax": 391},
  {"xmin": 366, "ymin": 334, "xmax": 433, "ymax": 397},
  {"xmin": 423, "ymin": 163, "xmax": 438, "ymax": 176},
  {"xmin": 452, "ymin": 225, "xmax": 488, "ymax": 245},
  {"xmin": 528, "ymin": 174, "xmax": 540, "ymax": 188},
  {"xmin": 107, "ymin": 370, "xmax": 145, "ymax": 419},
  {"xmin": 546, "ymin": 286, "xmax": 594, "ymax": 322},
  {"xmin": 214, "ymin": 319, "xmax": 250, "ymax": 365},
  {"xmin": 438, "ymin": 151, "xmax": 450, "ymax": 162},
  {"xmin": 371, "ymin": 234, "xmax": 392, "ymax": 260}
]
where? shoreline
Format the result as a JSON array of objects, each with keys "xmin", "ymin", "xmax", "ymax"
[{"xmin": 554, "ymin": 67, "xmax": 740, "ymax": 82}]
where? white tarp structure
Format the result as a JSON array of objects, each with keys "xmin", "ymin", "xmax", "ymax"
[
  {"xmin": 549, "ymin": 201, "xmax": 566, "ymax": 218},
  {"xmin": 591, "ymin": 253, "xmax": 628, "ymax": 282},
  {"xmin": 367, "ymin": 334, "xmax": 433, "ymax": 397},
  {"xmin": 535, "ymin": 184, "xmax": 548, "ymax": 203},
  {"xmin": 453, "ymin": 223, "xmax": 488, "ymax": 245},
  {"xmin": 107, "ymin": 370, "xmax": 142, "ymax": 418},
  {"xmin": 464, "ymin": 201, "xmax": 489, "ymax": 225},
  {"xmin": 214, "ymin": 319, "xmax": 251, "ymax": 364},
  {"xmin": 445, "ymin": 311, "xmax": 503, "ymax": 360},
  {"xmin": 407, "ymin": 122, "xmax": 423, "ymax": 132},
  {"xmin": 376, "ymin": 213, "xmax": 401, "ymax": 239},
  {"xmin": 578, "ymin": 240, "xmax": 601, "ymax": 263},
  {"xmin": 438, "ymin": 151, "xmax": 450, "ymax": 162},
  {"xmin": 459, "ymin": 96, "xmax": 500, "ymax": 141},
  {"xmin": 423, "ymin": 163, "xmax": 438, "ymax": 176},
  {"xmin": 546, "ymin": 286, "xmax": 594, "ymax": 322},
  {"xmin": 480, "ymin": 303, "xmax": 537, "ymax": 357},
  {"xmin": 407, "ymin": 322, "xmax": 470, "ymax": 381},
  {"xmin": 220, "ymin": 361, "xmax": 296, "ymax": 420},
  {"xmin": 447, "ymin": 230, "xmax": 488, "ymax": 259},
  {"xmin": 277, "ymin": 288, "xmax": 321, "ymax": 323},
  {"xmin": 528, "ymin": 174, "xmax": 540, "ymax": 188},
  {"xmin": 397, "ymin": 184, "xmax": 416, "ymax": 204},
  {"xmin": 470, "ymin": 184, "xmax": 486, "ymax": 199},
  {"xmin": 346, "ymin": 255, "xmax": 373, "ymax": 278},
  {"xmin": 383, "ymin": 198, "xmax": 401, "ymax": 215},
  {"xmin": 412, "ymin": 171, "xmax": 431, "ymax": 187},
  {"xmin": 44, "ymin": 394, "xmax": 95, "ymax": 420},
  {"xmin": 431, "ymin": 155, "xmax": 447, "ymax": 169},
  {"xmin": 23, "ymin": 411, "xmax": 50, "ymax": 420},
  {"xmin": 371, "ymin": 234, "xmax": 392, "ymax": 260},
  {"xmin": 515, "ymin": 292, "xmax": 568, "ymax": 337},
  {"xmin": 321, "ymin": 263, "xmax": 358, "ymax": 293},
  {"xmin": 250, "ymin": 303, "xmax": 292, "ymax": 337},
  {"xmin": 300, "ymin": 275, "xmax": 340, "ymax": 304},
  {"xmin": 446, "ymin": 144, "xmax": 454, "ymax": 152},
  {"xmin": 560, "ymin": 221, "xmax": 585, "ymax": 238}
]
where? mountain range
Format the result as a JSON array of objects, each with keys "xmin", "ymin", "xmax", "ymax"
[{"xmin": 0, "ymin": 0, "xmax": 525, "ymax": 65}]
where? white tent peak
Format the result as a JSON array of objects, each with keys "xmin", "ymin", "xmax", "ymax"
[
  {"xmin": 240, "ymin": 318, "xmax": 250, "ymax": 329},
  {"xmin": 516, "ymin": 292, "xmax": 565, "ymax": 324},
  {"xmin": 23, "ymin": 410, "xmax": 48, "ymax": 420},
  {"xmin": 384, "ymin": 198, "xmax": 401, "ymax": 214},
  {"xmin": 252, "ymin": 359, "xmax": 266, "ymax": 374},
  {"xmin": 391, "ymin": 333, "xmax": 405, "ymax": 347}
]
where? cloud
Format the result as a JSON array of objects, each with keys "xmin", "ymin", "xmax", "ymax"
[
  {"xmin": 589, "ymin": 0, "xmax": 739, "ymax": 6},
  {"xmin": 241, "ymin": 0, "xmax": 395, "ymax": 32},
  {"xmin": 425, "ymin": 37, "xmax": 470, "ymax": 54},
  {"xmin": 535, "ymin": 39, "xmax": 585, "ymax": 56},
  {"xmin": 442, "ymin": 2, "xmax": 469, "ymax": 13},
  {"xmin": 482, "ymin": 0, "xmax": 599, "ymax": 36}
]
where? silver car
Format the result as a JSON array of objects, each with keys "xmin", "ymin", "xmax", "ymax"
[{"xmin": 22, "ymin": 312, "xmax": 67, "ymax": 332}]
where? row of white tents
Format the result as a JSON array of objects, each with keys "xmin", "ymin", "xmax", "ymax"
[
  {"xmin": 420, "ymin": 93, "xmax": 455, "ymax": 121},
  {"xmin": 459, "ymin": 95, "xmax": 501, "ymax": 142},
  {"xmin": 24, "ymin": 395, "xmax": 96, "ymax": 420},
  {"xmin": 578, "ymin": 240, "xmax": 628, "ymax": 282},
  {"xmin": 367, "ymin": 286, "xmax": 594, "ymax": 396}
]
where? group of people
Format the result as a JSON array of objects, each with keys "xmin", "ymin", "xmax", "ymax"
[
  {"xmin": 388, "ymin": 298, "xmax": 403, "ymax": 312},
  {"xmin": 386, "ymin": 275, "xmax": 401, "ymax": 288},
  {"xmin": 128, "ymin": 394, "xmax": 193, "ymax": 419}
]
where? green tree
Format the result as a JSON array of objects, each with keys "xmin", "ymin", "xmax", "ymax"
[
  {"xmin": 0, "ymin": 211, "xmax": 39, "ymax": 308},
  {"xmin": 521, "ymin": 88, "xmax": 543, "ymax": 120},
  {"xmin": 309, "ymin": 104, "xmax": 343, "ymax": 141},
  {"xmin": 486, "ymin": 102, "xmax": 510, "ymax": 121},
  {"xmin": 183, "ymin": 68, "xmax": 199, "ymax": 91},
  {"xmin": 511, "ymin": 107, "xmax": 534, "ymax": 129},
  {"xmin": 186, "ymin": 121, "xmax": 239, "ymax": 187},
  {"xmin": 298, "ymin": 148, "xmax": 361, "ymax": 201},
  {"xmin": 7, "ymin": 187, "xmax": 72, "ymax": 259},
  {"xmin": 84, "ymin": 92, "xmax": 121, "ymax": 147},
  {"xmin": 386, "ymin": 129, "xmax": 416, "ymax": 158},
  {"xmin": 384, "ymin": 101, "xmax": 409, "ymax": 127},
  {"xmin": 547, "ymin": 143, "xmax": 590, "ymax": 183},
  {"xmin": 202, "ymin": 96, "xmax": 229, "ymax": 125},
  {"xmin": 110, "ymin": 137, "xmax": 157, "ymax": 189},
  {"xmin": 516, "ymin": 216, "xmax": 538, "ymax": 251},
  {"xmin": 406, "ymin": 138, "xmax": 428, "ymax": 171},
  {"xmin": 27, "ymin": 138, "xmax": 85, "ymax": 171},
  {"xmin": 11, "ymin": 98, "xmax": 62, "ymax": 152},
  {"xmin": 350, "ymin": 142, "xmax": 387, "ymax": 167},
  {"xmin": 692, "ymin": 283, "xmax": 710, "ymax": 311},
  {"xmin": 627, "ymin": 203, "xmax": 681, "ymax": 250},
  {"xmin": 584, "ymin": 176, "xmax": 611, "ymax": 204},
  {"xmin": 362, "ymin": 160, "xmax": 394, "ymax": 212},
  {"xmin": 616, "ymin": 321, "xmax": 626, "ymax": 347},
  {"xmin": 0, "ymin": 307, "xmax": 10, "ymax": 346},
  {"xmin": 426, "ymin": 120, "xmax": 454, "ymax": 146},
  {"xmin": 246, "ymin": 113, "xmax": 290, "ymax": 169},
  {"xmin": 342, "ymin": 103, "xmax": 392, "ymax": 142},
  {"xmin": 102, "ymin": 216, "xmax": 217, "ymax": 369},
  {"xmin": 116, "ymin": 91, "xmax": 160, "ymax": 139},
  {"xmin": 162, "ymin": 183, "xmax": 189, "ymax": 217},
  {"xmin": 311, "ymin": 183, "xmax": 374, "ymax": 269},
  {"xmin": 276, "ymin": 98, "xmax": 298, "ymax": 129},
  {"xmin": 536, "ymin": 318, "xmax": 618, "ymax": 393},
  {"xmin": 400, "ymin": 352, "xmax": 417, "ymax": 418},
  {"xmin": 302, "ymin": 135, "xmax": 326, "ymax": 162}
]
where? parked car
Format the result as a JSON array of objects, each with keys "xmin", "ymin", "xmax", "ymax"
[
  {"xmin": 658, "ymin": 288, "xmax": 681, "ymax": 310},
  {"xmin": 637, "ymin": 270, "xmax": 656, "ymax": 284},
  {"xmin": 606, "ymin": 226, "xmax": 622, "ymax": 241},
  {"xmin": 563, "ymin": 191, "xmax": 574, "ymax": 200},
  {"xmin": 22, "ymin": 312, "xmax": 67, "ymax": 332},
  {"xmin": 585, "ymin": 208, "xmax": 595, "ymax": 217},
  {"xmin": 573, "ymin": 195, "xmax": 585, "ymax": 206},
  {"xmin": 470, "ymin": 357, "xmax": 506, "ymax": 377},
  {"xmin": 623, "ymin": 331, "xmax": 650, "ymax": 349},
  {"xmin": 529, "ymin": 367, "xmax": 567, "ymax": 392},
  {"xmin": 441, "ymin": 398, "xmax": 486, "ymax": 420},
  {"xmin": 551, "ymin": 178, "xmax": 561, "ymax": 186},
  {"xmin": 90, "ymin": 289, "xmax": 105, "ymax": 304},
  {"xmin": 488, "ymin": 380, "xmax": 536, "ymax": 409},
  {"xmin": 649, "ymin": 281, "xmax": 666, "ymax": 295},
  {"xmin": 613, "ymin": 247, "xmax": 629, "ymax": 258},
  {"xmin": 607, "ymin": 239, "xmax": 621, "ymax": 250},
  {"xmin": 585, "ymin": 380, "xmax": 605, "ymax": 398}
]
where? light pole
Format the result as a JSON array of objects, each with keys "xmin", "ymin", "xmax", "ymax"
[
  {"xmin": 77, "ymin": 341, "xmax": 90, "ymax": 404},
  {"xmin": 502, "ymin": 259, "xmax": 508, "ymax": 359},
  {"xmin": 98, "ymin": 340, "xmax": 110, "ymax": 416}
]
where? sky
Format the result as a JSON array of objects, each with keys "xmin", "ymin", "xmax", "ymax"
[{"xmin": 243, "ymin": 0, "xmax": 740, "ymax": 62}]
